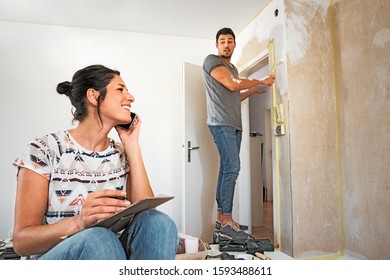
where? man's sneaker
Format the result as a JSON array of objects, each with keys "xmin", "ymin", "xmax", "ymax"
[
  {"xmin": 215, "ymin": 220, "xmax": 248, "ymax": 231},
  {"xmin": 219, "ymin": 221, "xmax": 254, "ymax": 240}
]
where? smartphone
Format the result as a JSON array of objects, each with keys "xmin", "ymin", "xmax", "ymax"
[{"xmin": 118, "ymin": 112, "xmax": 136, "ymax": 129}]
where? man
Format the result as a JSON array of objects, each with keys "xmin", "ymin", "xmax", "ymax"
[{"xmin": 202, "ymin": 27, "xmax": 275, "ymax": 239}]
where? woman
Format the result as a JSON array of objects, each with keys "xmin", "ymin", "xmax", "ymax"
[{"xmin": 12, "ymin": 65, "xmax": 178, "ymax": 260}]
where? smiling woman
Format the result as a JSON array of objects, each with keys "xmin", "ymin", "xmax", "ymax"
[{"xmin": 11, "ymin": 64, "xmax": 179, "ymax": 260}]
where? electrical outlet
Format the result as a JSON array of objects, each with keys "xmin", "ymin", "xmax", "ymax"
[{"xmin": 274, "ymin": 124, "xmax": 285, "ymax": 135}]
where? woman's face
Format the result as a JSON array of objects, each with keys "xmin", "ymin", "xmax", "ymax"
[{"xmin": 99, "ymin": 75, "xmax": 135, "ymax": 127}]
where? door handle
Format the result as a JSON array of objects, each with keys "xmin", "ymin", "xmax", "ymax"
[{"xmin": 188, "ymin": 141, "xmax": 199, "ymax": 162}]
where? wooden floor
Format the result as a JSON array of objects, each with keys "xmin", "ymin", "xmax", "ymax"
[{"xmin": 252, "ymin": 201, "xmax": 274, "ymax": 244}]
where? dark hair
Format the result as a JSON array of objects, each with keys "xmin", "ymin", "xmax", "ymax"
[
  {"xmin": 56, "ymin": 64, "xmax": 120, "ymax": 125},
  {"xmin": 216, "ymin": 27, "xmax": 236, "ymax": 42}
]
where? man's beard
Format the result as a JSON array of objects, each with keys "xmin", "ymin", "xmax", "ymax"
[{"xmin": 220, "ymin": 54, "xmax": 232, "ymax": 59}]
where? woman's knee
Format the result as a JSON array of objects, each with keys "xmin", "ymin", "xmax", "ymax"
[
  {"xmin": 74, "ymin": 227, "xmax": 126, "ymax": 259},
  {"xmin": 134, "ymin": 210, "xmax": 177, "ymax": 232},
  {"xmin": 124, "ymin": 211, "xmax": 178, "ymax": 259},
  {"xmin": 79, "ymin": 227, "xmax": 116, "ymax": 242},
  {"xmin": 40, "ymin": 227, "xmax": 126, "ymax": 260}
]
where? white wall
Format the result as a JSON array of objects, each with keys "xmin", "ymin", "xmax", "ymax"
[
  {"xmin": 249, "ymin": 67, "xmax": 272, "ymax": 135},
  {"xmin": 0, "ymin": 21, "xmax": 213, "ymax": 239}
]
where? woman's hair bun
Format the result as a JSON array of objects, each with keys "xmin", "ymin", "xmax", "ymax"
[{"xmin": 56, "ymin": 81, "xmax": 73, "ymax": 96}]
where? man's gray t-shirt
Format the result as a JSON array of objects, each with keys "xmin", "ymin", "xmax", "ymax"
[{"xmin": 202, "ymin": 54, "xmax": 242, "ymax": 130}]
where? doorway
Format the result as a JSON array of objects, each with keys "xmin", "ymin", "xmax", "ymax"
[
  {"xmin": 181, "ymin": 55, "xmax": 275, "ymax": 243},
  {"xmin": 182, "ymin": 62, "xmax": 219, "ymax": 243},
  {"xmin": 239, "ymin": 51, "xmax": 274, "ymax": 243}
]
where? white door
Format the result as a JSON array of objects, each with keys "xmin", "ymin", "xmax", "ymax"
[{"xmin": 182, "ymin": 62, "xmax": 219, "ymax": 243}]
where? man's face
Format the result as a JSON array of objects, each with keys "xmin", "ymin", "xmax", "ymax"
[{"xmin": 216, "ymin": 34, "xmax": 236, "ymax": 59}]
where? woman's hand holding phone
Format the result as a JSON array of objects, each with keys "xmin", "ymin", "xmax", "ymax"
[
  {"xmin": 115, "ymin": 111, "xmax": 141, "ymax": 148},
  {"xmin": 118, "ymin": 112, "xmax": 137, "ymax": 130}
]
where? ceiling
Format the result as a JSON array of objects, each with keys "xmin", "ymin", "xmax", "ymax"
[{"xmin": 0, "ymin": 0, "xmax": 270, "ymax": 39}]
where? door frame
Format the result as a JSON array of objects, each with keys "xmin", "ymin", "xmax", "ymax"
[{"xmin": 238, "ymin": 47, "xmax": 276, "ymax": 237}]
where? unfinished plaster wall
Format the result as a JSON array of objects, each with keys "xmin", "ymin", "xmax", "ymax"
[
  {"xmin": 332, "ymin": 0, "xmax": 390, "ymax": 259},
  {"xmin": 284, "ymin": 0, "xmax": 389, "ymax": 259},
  {"xmin": 285, "ymin": 1, "xmax": 342, "ymax": 258},
  {"xmin": 236, "ymin": 0, "xmax": 389, "ymax": 259}
]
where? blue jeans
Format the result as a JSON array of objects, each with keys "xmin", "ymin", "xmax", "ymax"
[
  {"xmin": 39, "ymin": 210, "xmax": 178, "ymax": 260},
  {"xmin": 209, "ymin": 125, "xmax": 242, "ymax": 216}
]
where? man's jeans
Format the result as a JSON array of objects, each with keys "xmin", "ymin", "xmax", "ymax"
[
  {"xmin": 209, "ymin": 125, "xmax": 242, "ymax": 215},
  {"xmin": 39, "ymin": 210, "xmax": 178, "ymax": 260}
]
